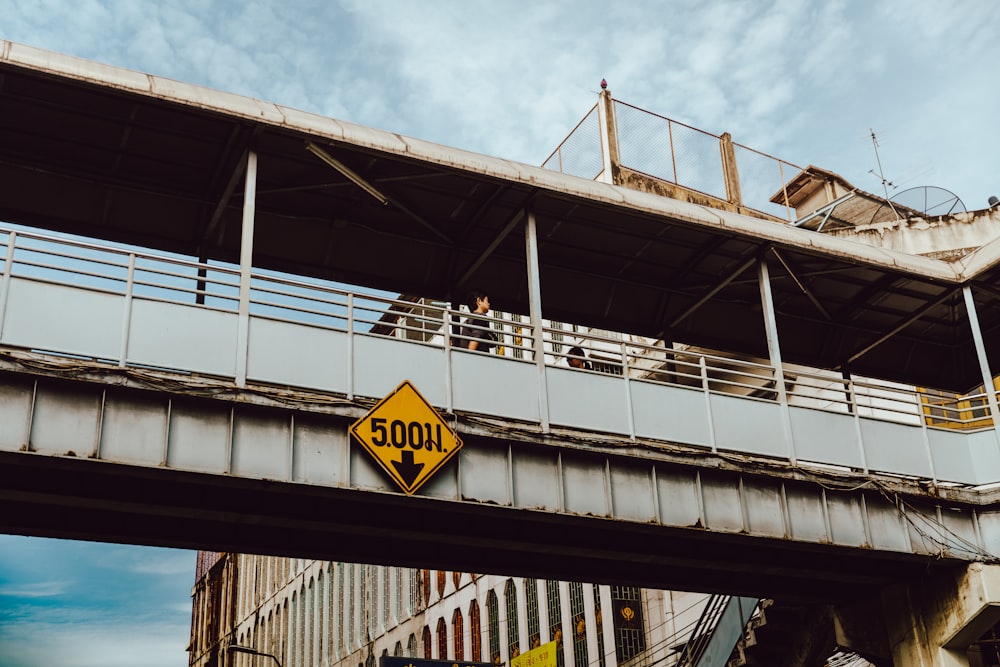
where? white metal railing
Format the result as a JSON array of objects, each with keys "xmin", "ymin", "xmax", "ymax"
[{"xmin": 1, "ymin": 224, "xmax": 998, "ymax": 485}]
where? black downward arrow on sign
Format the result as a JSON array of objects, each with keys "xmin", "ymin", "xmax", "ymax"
[{"xmin": 392, "ymin": 450, "xmax": 425, "ymax": 488}]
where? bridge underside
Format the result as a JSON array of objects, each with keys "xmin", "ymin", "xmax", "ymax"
[{"xmin": 0, "ymin": 352, "xmax": 982, "ymax": 603}]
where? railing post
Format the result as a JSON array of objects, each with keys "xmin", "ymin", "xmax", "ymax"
[
  {"xmin": 758, "ymin": 255, "xmax": 796, "ymax": 464},
  {"xmin": 443, "ymin": 308, "xmax": 454, "ymax": 414},
  {"xmin": 234, "ymin": 150, "xmax": 257, "ymax": 388},
  {"xmin": 0, "ymin": 231, "xmax": 15, "ymax": 342},
  {"xmin": 720, "ymin": 132, "xmax": 743, "ymax": 207},
  {"xmin": 346, "ymin": 293, "xmax": 355, "ymax": 401},
  {"xmin": 963, "ymin": 286, "xmax": 1000, "ymax": 452},
  {"xmin": 525, "ymin": 208, "xmax": 550, "ymax": 432},
  {"xmin": 597, "ymin": 88, "xmax": 620, "ymax": 185}
]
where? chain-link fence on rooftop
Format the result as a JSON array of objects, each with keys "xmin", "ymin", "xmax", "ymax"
[
  {"xmin": 540, "ymin": 104, "xmax": 604, "ymax": 181},
  {"xmin": 541, "ymin": 97, "xmax": 803, "ymax": 221}
]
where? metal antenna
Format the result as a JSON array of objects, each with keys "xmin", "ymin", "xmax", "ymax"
[{"xmin": 869, "ymin": 128, "xmax": 901, "ymax": 220}]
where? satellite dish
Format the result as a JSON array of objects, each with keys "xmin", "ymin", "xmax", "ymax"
[
  {"xmin": 889, "ymin": 186, "xmax": 966, "ymax": 216},
  {"xmin": 866, "ymin": 185, "xmax": 966, "ymax": 225}
]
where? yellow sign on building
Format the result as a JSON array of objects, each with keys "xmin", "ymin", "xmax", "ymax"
[
  {"xmin": 350, "ymin": 380, "xmax": 462, "ymax": 495},
  {"xmin": 511, "ymin": 641, "xmax": 558, "ymax": 667}
]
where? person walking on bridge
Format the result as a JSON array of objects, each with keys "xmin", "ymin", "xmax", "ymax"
[{"xmin": 462, "ymin": 289, "xmax": 497, "ymax": 353}]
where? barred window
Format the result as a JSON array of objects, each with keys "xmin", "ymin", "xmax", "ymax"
[
  {"xmin": 365, "ymin": 565, "xmax": 376, "ymax": 642},
  {"xmin": 395, "ymin": 567, "xmax": 404, "ymax": 622},
  {"xmin": 593, "ymin": 586, "xmax": 606, "ymax": 667},
  {"xmin": 505, "ymin": 579, "xmax": 520, "ymax": 659},
  {"xmin": 569, "ymin": 582, "xmax": 588, "ymax": 667},
  {"xmin": 525, "ymin": 579, "xmax": 540, "ymax": 649},
  {"xmin": 336, "ymin": 564, "xmax": 345, "ymax": 658},
  {"xmin": 348, "ymin": 565, "xmax": 356, "ymax": 650},
  {"xmin": 437, "ymin": 617, "xmax": 448, "ymax": 659},
  {"xmin": 470, "ymin": 599, "xmax": 483, "ymax": 662},
  {"xmin": 546, "ymin": 581, "xmax": 564, "ymax": 667},
  {"xmin": 382, "ymin": 567, "xmax": 390, "ymax": 631},
  {"xmin": 487, "ymin": 590, "xmax": 501, "ymax": 665},
  {"xmin": 610, "ymin": 586, "xmax": 645, "ymax": 663},
  {"xmin": 411, "ymin": 568, "xmax": 423, "ymax": 614},
  {"xmin": 453, "ymin": 609, "xmax": 465, "ymax": 661}
]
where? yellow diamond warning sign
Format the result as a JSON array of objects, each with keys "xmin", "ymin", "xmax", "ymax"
[{"xmin": 350, "ymin": 380, "xmax": 462, "ymax": 494}]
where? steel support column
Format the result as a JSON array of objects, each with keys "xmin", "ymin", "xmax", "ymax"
[
  {"xmin": 235, "ymin": 150, "xmax": 257, "ymax": 388},
  {"xmin": 525, "ymin": 208, "xmax": 550, "ymax": 432},
  {"xmin": 758, "ymin": 255, "xmax": 796, "ymax": 464},
  {"xmin": 963, "ymin": 285, "xmax": 1000, "ymax": 451},
  {"xmin": 0, "ymin": 231, "xmax": 15, "ymax": 340}
]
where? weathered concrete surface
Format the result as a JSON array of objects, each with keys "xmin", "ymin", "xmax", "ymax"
[
  {"xmin": 880, "ymin": 562, "xmax": 1000, "ymax": 666},
  {"xmin": 830, "ymin": 208, "xmax": 1000, "ymax": 261}
]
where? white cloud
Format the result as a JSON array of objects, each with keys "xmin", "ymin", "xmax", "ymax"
[
  {"xmin": 128, "ymin": 551, "xmax": 196, "ymax": 577},
  {"xmin": 0, "ymin": 618, "xmax": 188, "ymax": 667},
  {"xmin": 0, "ymin": 580, "xmax": 68, "ymax": 598}
]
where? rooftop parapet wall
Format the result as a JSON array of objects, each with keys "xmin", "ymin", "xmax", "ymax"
[{"xmin": 829, "ymin": 207, "xmax": 1000, "ymax": 261}]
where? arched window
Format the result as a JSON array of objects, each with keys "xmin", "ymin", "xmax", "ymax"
[
  {"xmin": 487, "ymin": 590, "xmax": 500, "ymax": 665},
  {"xmin": 453, "ymin": 609, "xmax": 465, "ymax": 660},
  {"xmin": 407, "ymin": 633, "xmax": 418, "ymax": 658},
  {"xmin": 505, "ymin": 579, "xmax": 520, "ymax": 659},
  {"xmin": 394, "ymin": 641, "xmax": 403, "ymax": 657},
  {"xmin": 290, "ymin": 590, "xmax": 300, "ymax": 667},
  {"xmin": 423, "ymin": 625, "xmax": 432, "ymax": 659},
  {"xmin": 437, "ymin": 570, "xmax": 446, "ymax": 598},
  {"xmin": 437, "ymin": 617, "xmax": 448, "ymax": 659},
  {"xmin": 305, "ymin": 579, "xmax": 315, "ymax": 667},
  {"xmin": 569, "ymin": 582, "xmax": 588, "ymax": 667},
  {"xmin": 469, "ymin": 599, "xmax": 482, "ymax": 662},
  {"xmin": 546, "ymin": 581, "xmax": 564, "ymax": 667},
  {"xmin": 525, "ymin": 579, "xmax": 540, "ymax": 649}
]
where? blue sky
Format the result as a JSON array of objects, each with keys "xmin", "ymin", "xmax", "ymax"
[
  {"xmin": 1, "ymin": 1, "xmax": 999, "ymax": 666},
  {"xmin": 0, "ymin": 536, "xmax": 194, "ymax": 666}
]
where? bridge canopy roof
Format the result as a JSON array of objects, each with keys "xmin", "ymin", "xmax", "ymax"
[{"xmin": 3, "ymin": 40, "xmax": 1000, "ymax": 392}]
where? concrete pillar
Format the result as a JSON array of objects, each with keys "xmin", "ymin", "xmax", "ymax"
[
  {"xmin": 840, "ymin": 563, "xmax": 1000, "ymax": 667},
  {"xmin": 597, "ymin": 89, "xmax": 621, "ymax": 185},
  {"xmin": 720, "ymin": 132, "xmax": 743, "ymax": 206}
]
